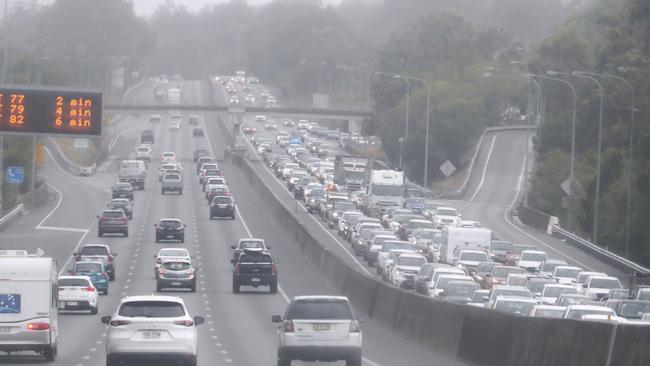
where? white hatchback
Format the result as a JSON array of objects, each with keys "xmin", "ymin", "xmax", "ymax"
[
  {"xmin": 102, "ymin": 295, "xmax": 204, "ymax": 366},
  {"xmin": 58, "ymin": 275, "xmax": 99, "ymax": 314},
  {"xmin": 273, "ymin": 296, "xmax": 363, "ymax": 366}
]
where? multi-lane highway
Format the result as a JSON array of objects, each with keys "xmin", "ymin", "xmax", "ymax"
[{"xmin": 0, "ymin": 79, "xmax": 467, "ymax": 366}]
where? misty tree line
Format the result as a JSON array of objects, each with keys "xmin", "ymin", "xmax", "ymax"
[{"xmin": 9, "ymin": 0, "xmax": 650, "ymax": 266}]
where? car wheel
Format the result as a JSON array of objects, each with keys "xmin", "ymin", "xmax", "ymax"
[
  {"xmin": 179, "ymin": 190, "xmax": 183, "ymax": 195},
  {"xmin": 161, "ymin": 189, "xmax": 165, "ymax": 194},
  {"xmin": 231, "ymin": 214, "xmax": 236, "ymax": 220},
  {"xmin": 190, "ymin": 284, "xmax": 196, "ymax": 293},
  {"xmin": 155, "ymin": 236, "xmax": 160, "ymax": 243},
  {"xmin": 277, "ymin": 355, "xmax": 291, "ymax": 366},
  {"xmin": 232, "ymin": 279, "xmax": 240, "ymax": 293},
  {"xmin": 98, "ymin": 231, "xmax": 103, "ymax": 237},
  {"xmin": 376, "ymin": 266, "xmax": 381, "ymax": 275},
  {"xmin": 156, "ymin": 283, "xmax": 162, "ymax": 292},
  {"xmin": 106, "ymin": 356, "xmax": 117, "ymax": 366},
  {"xmin": 90, "ymin": 306, "xmax": 98, "ymax": 315},
  {"xmin": 103, "ymin": 288, "xmax": 109, "ymax": 295},
  {"xmin": 44, "ymin": 344, "xmax": 56, "ymax": 361},
  {"xmin": 270, "ymin": 281, "xmax": 278, "ymax": 294},
  {"xmin": 109, "ymin": 272, "xmax": 115, "ymax": 281},
  {"xmin": 124, "ymin": 230, "xmax": 128, "ymax": 237}
]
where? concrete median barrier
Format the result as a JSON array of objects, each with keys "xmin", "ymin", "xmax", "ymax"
[
  {"xmin": 610, "ymin": 323, "xmax": 650, "ymax": 365},
  {"xmin": 340, "ymin": 266, "xmax": 379, "ymax": 316},
  {"xmin": 372, "ymin": 283, "xmax": 404, "ymax": 328}
]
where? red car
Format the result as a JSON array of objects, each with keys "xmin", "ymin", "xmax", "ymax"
[{"xmin": 242, "ymin": 125, "xmax": 256, "ymax": 134}]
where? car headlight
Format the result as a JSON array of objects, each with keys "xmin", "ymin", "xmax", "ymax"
[{"xmin": 333, "ymin": 212, "xmax": 339, "ymax": 218}]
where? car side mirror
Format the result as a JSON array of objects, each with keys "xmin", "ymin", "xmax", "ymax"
[
  {"xmin": 153, "ymin": 255, "xmax": 157, "ymax": 258},
  {"xmin": 113, "ymin": 252, "xmax": 118, "ymax": 256},
  {"xmin": 272, "ymin": 315, "xmax": 283, "ymax": 323},
  {"xmin": 101, "ymin": 316, "xmax": 111, "ymax": 325},
  {"xmin": 267, "ymin": 246, "xmax": 271, "ymax": 250},
  {"xmin": 193, "ymin": 316, "xmax": 205, "ymax": 326},
  {"xmin": 154, "ymin": 224, "xmax": 157, "ymax": 227},
  {"xmin": 72, "ymin": 252, "xmax": 79, "ymax": 256},
  {"xmin": 482, "ymin": 296, "xmax": 490, "ymax": 302},
  {"xmin": 230, "ymin": 245, "xmax": 236, "ymax": 250},
  {"xmin": 96, "ymin": 215, "xmax": 100, "ymax": 218},
  {"xmin": 583, "ymin": 284, "xmax": 588, "ymax": 288},
  {"xmin": 230, "ymin": 259, "xmax": 236, "ymax": 264}
]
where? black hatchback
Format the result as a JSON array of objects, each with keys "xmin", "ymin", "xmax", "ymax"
[
  {"xmin": 210, "ymin": 196, "xmax": 235, "ymax": 220},
  {"xmin": 112, "ymin": 182, "xmax": 134, "ymax": 200},
  {"xmin": 108, "ymin": 198, "xmax": 133, "ymax": 219},
  {"xmin": 155, "ymin": 218, "xmax": 185, "ymax": 242}
]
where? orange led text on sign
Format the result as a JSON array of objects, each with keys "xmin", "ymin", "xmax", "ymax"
[
  {"xmin": 9, "ymin": 94, "xmax": 25, "ymax": 126},
  {"xmin": 68, "ymin": 97, "xmax": 92, "ymax": 129}
]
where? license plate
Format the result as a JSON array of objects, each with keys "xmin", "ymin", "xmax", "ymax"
[
  {"xmin": 218, "ymin": 204, "xmax": 227, "ymax": 208},
  {"xmin": 142, "ymin": 331, "xmax": 162, "ymax": 339},
  {"xmin": 251, "ymin": 278, "xmax": 261, "ymax": 282},
  {"xmin": 67, "ymin": 301, "xmax": 78, "ymax": 306},
  {"xmin": 172, "ymin": 282, "xmax": 182, "ymax": 286},
  {"xmin": 0, "ymin": 327, "xmax": 11, "ymax": 334},
  {"xmin": 313, "ymin": 323, "xmax": 330, "ymax": 331},
  {"xmin": 166, "ymin": 235, "xmax": 174, "ymax": 238}
]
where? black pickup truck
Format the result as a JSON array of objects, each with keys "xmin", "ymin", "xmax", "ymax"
[{"xmin": 231, "ymin": 249, "xmax": 278, "ymax": 294}]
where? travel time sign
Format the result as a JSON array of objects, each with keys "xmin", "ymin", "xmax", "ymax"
[{"xmin": 0, "ymin": 88, "xmax": 102, "ymax": 137}]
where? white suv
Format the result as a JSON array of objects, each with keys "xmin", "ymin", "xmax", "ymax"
[
  {"xmin": 102, "ymin": 295, "xmax": 204, "ymax": 366},
  {"xmin": 272, "ymin": 296, "xmax": 363, "ymax": 366}
]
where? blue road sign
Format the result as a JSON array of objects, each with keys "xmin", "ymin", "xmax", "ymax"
[{"xmin": 6, "ymin": 166, "xmax": 24, "ymax": 184}]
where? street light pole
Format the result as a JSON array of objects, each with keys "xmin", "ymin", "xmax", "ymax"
[
  {"xmin": 535, "ymin": 73, "xmax": 578, "ymax": 230},
  {"xmin": 403, "ymin": 76, "xmax": 432, "ymax": 187},
  {"xmin": 1, "ymin": 0, "xmax": 8, "ymax": 84},
  {"xmin": 570, "ymin": 71, "xmax": 606, "ymax": 246}
]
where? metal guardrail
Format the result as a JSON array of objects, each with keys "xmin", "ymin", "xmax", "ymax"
[
  {"xmin": 551, "ymin": 225, "xmax": 650, "ymax": 274},
  {"xmin": 0, "ymin": 204, "xmax": 24, "ymax": 227}
]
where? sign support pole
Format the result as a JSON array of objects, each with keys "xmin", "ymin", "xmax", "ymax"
[{"xmin": 30, "ymin": 136, "xmax": 36, "ymax": 191}]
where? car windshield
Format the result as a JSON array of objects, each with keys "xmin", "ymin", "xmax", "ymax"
[
  {"xmin": 59, "ymin": 278, "xmax": 91, "ymax": 287},
  {"xmin": 491, "ymin": 241, "xmax": 513, "ymax": 251},
  {"xmin": 334, "ymin": 202, "xmax": 356, "ymax": 211},
  {"xmin": 396, "ymin": 257, "xmax": 425, "ymax": 266},
  {"xmin": 417, "ymin": 231, "xmax": 441, "ymax": 241},
  {"xmin": 162, "ymin": 261, "xmax": 191, "ymax": 270},
  {"xmin": 214, "ymin": 197, "xmax": 233, "ymax": 204},
  {"xmin": 493, "ymin": 267, "xmax": 524, "ymax": 278},
  {"xmin": 590, "ymin": 278, "xmax": 622, "ymax": 289},
  {"xmin": 493, "ymin": 289, "xmax": 531, "ymax": 298},
  {"xmin": 527, "ymin": 280, "xmax": 556, "ymax": 294},
  {"xmin": 495, "ymin": 301, "xmax": 535, "ymax": 315},
  {"xmin": 619, "ymin": 302, "xmax": 650, "ymax": 318},
  {"xmin": 436, "ymin": 277, "xmax": 471, "ymax": 289},
  {"xmin": 240, "ymin": 241, "xmax": 264, "ymax": 249},
  {"xmin": 408, "ymin": 221, "xmax": 433, "ymax": 229},
  {"xmin": 534, "ymin": 308, "xmax": 565, "ymax": 318},
  {"xmin": 118, "ymin": 301, "xmax": 186, "ymax": 318},
  {"xmin": 286, "ymin": 299, "xmax": 352, "ymax": 320},
  {"xmin": 80, "ymin": 246, "xmax": 109, "ymax": 255},
  {"xmin": 310, "ymin": 190, "xmax": 325, "ymax": 198},
  {"xmin": 239, "ymin": 253, "xmax": 273, "ymax": 263},
  {"xmin": 160, "ymin": 221, "xmax": 181, "ymax": 229},
  {"xmin": 160, "ymin": 250, "xmax": 188, "ymax": 258},
  {"xmin": 544, "ymin": 287, "xmax": 578, "ymax": 297},
  {"xmin": 446, "ymin": 284, "xmax": 478, "ymax": 297},
  {"xmin": 555, "ymin": 268, "xmax": 581, "ymax": 278},
  {"xmin": 477, "ymin": 262, "xmax": 497, "ymax": 273},
  {"xmin": 382, "ymin": 243, "xmax": 412, "ymax": 252},
  {"xmin": 436, "ymin": 208, "xmax": 457, "ymax": 216},
  {"xmin": 521, "ymin": 252, "xmax": 547, "ymax": 261},
  {"xmin": 164, "ymin": 174, "xmax": 181, "ymax": 180},
  {"xmin": 459, "ymin": 252, "xmax": 488, "ymax": 262},
  {"xmin": 74, "ymin": 263, "xmax": 102, "ymax": 272}
]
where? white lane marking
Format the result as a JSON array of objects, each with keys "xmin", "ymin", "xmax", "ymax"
[
  {"xmin": 58, "ymin": 228, "xmax": 91, "ymax": 276},
  {"xmin": 459, "ymin": 134, "xmax": 497, "ymax": 213},
  {"xmin": 503, "ymin": 155, "xmax": 595, "ymax": 271},
  {"xmin": 243, "ymin": 133, "xmax": 374, "ymax": 277},
  {"xmin": 108, "ymin": 133, "xmax": 121, "ymax": 151}
]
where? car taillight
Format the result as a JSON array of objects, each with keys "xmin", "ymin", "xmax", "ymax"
[
  {"xmin": 234, "ymin": 264, "xmax": 240, "ymax": 274},
  {"xmin": 283, "ymin": 320, "xmax": 294, "ymax": 333},
  {"xmin": 69, "ymin": 272, "xmax": 77, "ymax": 275},
  {"xmin": 107, "ymin": 255, "xmax": 114, "ymax": 262},
  {"xmin": 82, "ymin": 287, "xmax": 95, "ymax": 292},
  {"xmin": 26, "ymin": 322, "xmax": 50, "ymax": 331},
  {"xmin": 271, "ymin": 264, "xmax": 277, "ymax": 274},
  {"xmin": 159, "ymin": 269, "xmax": 166, "ymax": 275},
  {"xmin": 110, "ymin": 320, "xmax": 131, "ymax": 327},
  {"xmin": 173, "ymin": 320, "xmax": 194, "ymax": 327},
  {"xmin": 228, "ymin": 203, "xmax": 234, "ymax": 208},
  {"xmin": 156, "ymin": 258, "xmax": 162, "ymax": 264},
  {"xmin": 101, "ymin": 272, "xmax": 108, "ymax": 278},
  {"xmin": 349, "ymin": 320, "xmax": 360, "ymax": 333},
  {"xmin": 75, "ymin": 255, "xmax": 81, "ymax": 261}
]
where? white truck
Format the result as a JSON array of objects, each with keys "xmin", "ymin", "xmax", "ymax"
[
  {"xmin": 0, "ymin": 250, "xmax": 59, "ymax": 361},
  {"xmin": 440, "ymin": 226, "xmax": 493, "ymax": 265},
  {"xmin": 118, "ymin": 160, "xmax": 147, "ymax": 190},
  {"xmin": 368, "ymin": 170, "xmax": 404, "ymax": 216},
  {"xmin": 334, "ymin": 155, "xmax": 368, "ymax": 192},
  {"xmin": 166, "ymin": 87, "xmax": 182, "ymax": 105}
]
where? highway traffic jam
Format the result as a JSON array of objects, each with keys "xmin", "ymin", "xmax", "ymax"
[{"xmin": 1, "ymin": 73, "xmax": 649, "ymax": 366}]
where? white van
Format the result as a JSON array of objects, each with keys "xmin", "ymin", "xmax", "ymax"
[
  {"xmin": 441, "ymin": 226, "xmax": 493, "ymax": 265},
  {"xmin": 118, "ymin": 160, "xmax": 147, "ymax": 190},
  {"xmin": 0, "ymin": 250, "xmax": 59, "ymax": 361}
]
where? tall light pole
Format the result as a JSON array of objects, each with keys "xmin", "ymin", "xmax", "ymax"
[
  {"xmin": 1, "ymin": 0, "xmax": 8, "ymax": 84},
  {"xmin": 375, "ymin": 71, "xmax": 410, "ymax": 172},
  {"xmin": 535, "ymin": 73, "xmax": 578, "ymax": 230},
  {"xmin": 549, "ymin": 70, "xmax": 605, "ymax": 246},
  {"xmin": 404, "ymin": 76, "xmax": 431, "ymax": 187}
]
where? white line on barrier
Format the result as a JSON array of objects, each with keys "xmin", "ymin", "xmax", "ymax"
[
  {"xmin": 0, "ymin": 203, "xmax": 24, "ymax": 225},
  {"xmin": 44, "ymin": 146, "xmax": 110, "ymax": 193},
  {"xmin": 459, "ymin": 134, "xmax": 497, "ymax": 213}
]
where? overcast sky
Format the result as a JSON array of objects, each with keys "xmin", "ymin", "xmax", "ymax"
[{"xmin": 131, "ymin": 0, "xmax": 343, "ymax": 16}]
